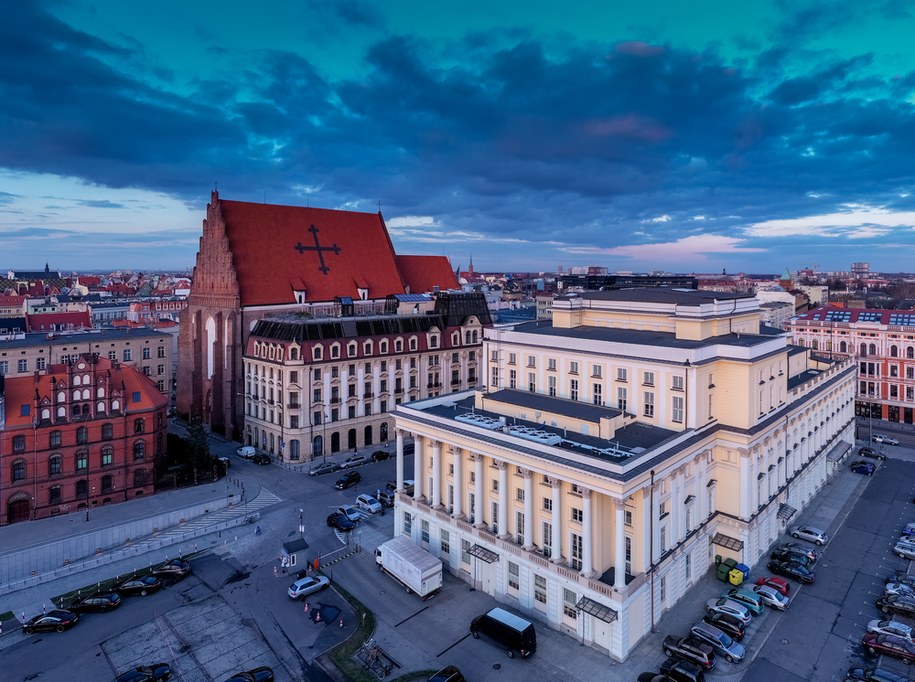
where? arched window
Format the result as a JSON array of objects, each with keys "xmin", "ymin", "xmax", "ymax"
[
  {"xmin": 394, "ymin": 339, "xmax": 403, "ymax": 353},
  {"xmin": 97, "ymin": 387, "xmax": 105, "ymax": 398},
  {"xmin": 82, "ymin": 374, "xmax": 90, "ymax": 385},
  {"xmin": 472, "ymin": 330, "xmax": 478, "ymax": 343},
  {"xmin": 40, "ymin": 407, "xmax": 51, "ymax": 421},
  {"xmin": 891, "ymin": 345, "xmax": 899, "ymax": 357},
  {"xmin": 452, "ymin": 332, "xmax": 460, "ymax": 345},
  {"xmin": 11, "ymin": 459, "xmax": 26, "ymax": 481},
  {"xmin": 908, "ymin": 347, "xmax": 915, "ymax": 359},
  {"xmin": 363, "ymin": 341, "xmax": 373, "ymax": 355},
  {"xmin": 49, "ymin": 455, "xmax": 63, "ymax": 476},
  {"xmin": 76, "ymin": 426, "xmax": 89, "ymax": 444},
  {"xmin": 409, "ymin": 337, "xmax": 418, "ymax": 351},
  {"xmin": 313, "ymin": 345, "xmax": 323, "ymax": 361},
  {"xmin": 134, "ymin": 469, "xmax": 147, "ymax": 487},
  {"xmin": 380, "ymin": 340, "xmax": 389, "ymax": 354},
  {"xmin": 330, "ymin": 344, "xmax": 340, "ymax": 359},
  {"xmin": 133, "ymin": 441, "xmax": 145, "ymax": 461},
  {"xmin": 796, "ymin": 339, "xmax": 805, "ymax": 347},
  {"xmin": 289, "ymin": 439, "xmax": 300, "ymax": 460},
  {"xmin": 465, "ymin": 331, "xmax": 472, "ymax": 344},
  {"xmin": 290, "ymin": 347, "xmax": 299, "ymax": 361},
  {"xmin": 57, "ymin": 390, "xmax": 66, "ymax": 403},
  {"xmin": 840, "ymin": 341, "xmax": 847, "ymax": 353},
  {"xmin": 811, "ymin": 339, "xmax": 819, "ymax": 350},
  {"xmin": 860, "ymin": 343, "xmax": 867, "ymax": 357},
  {"xmin": 364, "ymin": 425, "xmax": 373, "ymax": 446},
  {"xmin": 73, "ymin": 375, "xmax": 82, "ymax": 386},
  {"xmin": 57, "ymin": 406, "xmax": 67, "ymax": 419},
  {"xmin": 111, "ymin": 399, "xmax": 120, "ymax": 412},
  {"xmin": 348, "ymin": 342, "xmax": 358, "ymax": 357},
  {"xmin": 869, "ymin": 343, "xmax": 877, "ymax": 355},
  {"xmin": 82, "ymin": 388, "xmax": 90, "ymax": 400},
  {"xmin": 73, "ymin": 389, "xmax": 81, "ymax": 401},
  {"xmin": 312, "ymin": 435, "xmax": 323, "ymax": 458},
  {"xmin": 97, "ymin": 401, "xmax": 106, "ymax": 413},
  {"xmin": 134, "ymin": 418, "xmax": 145, "ymax": 434},
  {"xmin": 347, "ymin": 429, "xmax": 357, "ymax": 449},
  {"xmin": 101, "ymin": 445, "xmax": 114, "ymax": 466}
]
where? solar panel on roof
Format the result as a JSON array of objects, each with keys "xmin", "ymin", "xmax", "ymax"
[{"xmin": 889, "ymin": 314, "xmax": 915, "ymax": 325}]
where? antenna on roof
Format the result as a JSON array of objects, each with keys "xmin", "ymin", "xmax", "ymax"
[{"xmin": 377, "ymin": 200, "xmax": 383, "ymax": 213}]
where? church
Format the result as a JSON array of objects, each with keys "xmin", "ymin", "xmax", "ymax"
[{"xmin": 176, "ymin": 191, "xmax": 462, "ymax": 439}]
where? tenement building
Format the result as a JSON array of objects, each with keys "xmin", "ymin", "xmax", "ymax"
[
  {"xmin": 177, "ymin": 191, "xmax": 458, "ymax": 439},
  {"xmin": 242, "ymin": 292, "xmax": 490, "ymax": 460},
  {"xmin": 0, "ymin": 354, "xmax": 167, "ymax": 524},
  {"xmin": 389, "ymin": 288, "xmax": 856, "ymax": 660},
  {"xmin": 785, "ymin": 306, "xmax": 915, "ymax": 424}
]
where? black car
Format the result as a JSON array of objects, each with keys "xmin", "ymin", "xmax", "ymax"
[
  {"xmin": 877, "ymin": 595, "xmax": 915, "ymax": 618},
  {"xmin": 222, "ymin": 666, "xmax": 274, "ymax": 682},
  {"xmin": 659, "ymin": 655, "xmax": 706, "ymax": 682},
  {"xmin": 767, "ymin": 559, "xmax": 815, "ymax": 583},
  {"xmin": 152, "ymin": 558, "xmax": 192, "ymax": 583},
  {"xmin": 773, "ymin": 542, "xmax": 819, "ymax": 562},
  {"xmin": 370, "ymin": 450, "xmax": 391, "ymax": 462},
  {"xmin": 770, "ymin": 549, "xmax": 814, "ymax": 566},
  {"xmin": 428, "ymin": 666, "xmax": 465, "ymax": 682},
  {"xmin": 845, "ymin": 666, "xmax": 908, "ymax": 682},
  {"xmin": 118, "ymin": 575, "xmax": 163, "ymax": 596},
  {"xmin": 24, "ymin": 609, "xmax": 79, "ymax": 634},
  {"xmin": 70, "ymin": 592, "xmax": 122, "ymax": 613},
  {"xmin": 251, "ymin": 453, "xmax": 271, "ymax": 465},
  {"xmin": 327, "ymin": 512, "xmax": 357, "ymax": 531},
  {"xmin": 334, "ymin": 470, "xmax": 362, "ymax": 490},
  {"xmin": 858, "ymin": 446, "xmax": 886, "ymax": 460},
  {"xmin": 701, "ymin": 611, "xmax": 746, "ymax": 641},
  {"xmin": 114, "ymin": 662, "xmax": 172, "ymax": 682}
]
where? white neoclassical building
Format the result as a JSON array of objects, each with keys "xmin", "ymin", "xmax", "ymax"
[{"xmin": 389, "ymin": 288, "xmax": 856, "ymax": 661}]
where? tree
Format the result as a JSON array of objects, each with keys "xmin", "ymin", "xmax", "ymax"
[{"xmin": 186, "ymin": 418, "xmax": 210, "ymax": 485}]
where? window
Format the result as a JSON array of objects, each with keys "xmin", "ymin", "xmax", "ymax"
[
  {"xmin": 618, "ymin": 387, "xmax": 627, "ymax": 412},
  {"xmin": 12, "ymin": 459, "xmax": 26, "ymax": 481},
  {"xmin": 617, "ymin": 367, "xmax": 627, "ymax": 381},
  {"xmin": 134, "ymin": 418, "xmax": 144, "ymax": 434},
  {"xmin": 516, "ymin": 487, "xmax": 525, "ymax": 501},
  {"xmin": 534, "ymin": 574, "xmax": 547, "ymax": 605},
  {"xmin": 101, "ymin": 446, "xmax": 113, "ymax": 466},
  {"xmin": 395, "ymin": 339, "xmax": 403, "ymax": 353},
  {"xmin": 528, "ymin": 373, "xmax": 536, "ymax": 392},
  {"xmin": 0, "ymin": 361, "xmax": 7, "ymax": 375},
  {"xmin": 547, "ymin": 358, "xmax": 556, "ymax": 371},
  {"xmin": 331, "ymin": 344, "xmax": 340, "ymax": 359},
  {"xmin": 36, "ymin": 357, "xmax": 46, "ymax": 370},
  {"xmin": 142, "ymin": 347, "xmax": 151, "ymax": 359},
  {"xmin": 593, "ymin": 383, "xmax": 602, "ymax": 405},
  {"xmin": 569, "ymin": 361, "xmax": 579, "ymax": 374},
  {"xmin": 102, "ymin": 423, "xmax": 114, "ymax": 440},
  {"xmin": 660, "ymin": 525, "xmax": 667, "ymax": 554},
  {"xmin": 123, "ymin": 349, "xmax": 132, "ymax": 361},
  {"xmin": 570, "ymin": 379, "xmax": 578, "ymax": 401},
  {"xmin": 49, "ymin": 485, "xmax": 62, "ymax": 505},
  {"xmin": 660, "ymin": 575, "xmax": 667, "ymax": 603},
  {"xmin": 461, "ymin": 539, "xmax": 471, "ymax": 565},
  {"xmin": 672, "ymin": 375, "xmax": 684, "ymax": 391},
  {"xmin": 49, "ymin": 455, "xmax": 62, "ymax": 476},
  {"xmin": 643, "ymin": 371, "xmax": 654, "ymax": 386},
  {"xmin": 403, "ymin": 513, "xmax": 412, "ymax": 535},
  {"xmin": 685, "ymin": 552, "xmax": 692, "ymax": 580},
  {"xmin": 625, "ymin": 536, "xmax": 632, "ymax": 575},
  {"xmin": 157, "ymin": 347, "xmax": 166, "ymax": 358},
  {"xmin": 49, "ymin": 430, "xmax": 62, "ymax": 449},
  {"xmin": 571, "ymin": 507, "xmax": 583, "ymax": 523},
  {"xmin": 13, "ymin": 434, "xmax": 26, "ymax": 453},
  {"xmin": 644, "ymin": 392, "xmax": 655, "ymax": 417},
  {"xmin": 672, "ymin": 395, "xmax": 684, "ymax": 423},
  {"xmin": 509, "ymin": 369, "xmax": 517, "ymax": 389},
  {"xmin": 77, "ymin": 426, "xmax": 89, "ymax": 444},
  {"xmin": 491, "ymin": 501, "xmax": 499, "ymax": 533},
  {"xmin": 508, "ymin": 561, "xmax": 520, "ymax": 590},
  {"xmin": 570, "ymin": 533, "xmax": 583, "ymax": 570},
  {"xmin": 516, "ymin": 511, "xmax": 525, "ymax": 545},
  {"xmin": 508, "ymin": 352, "xmax": 517, "ymax": 365},
  {"xmin": 542, "ymin": 522, "xmax": 552, "ymax": 558},
  {"xmin": 421, "ymin": 519, "xmax": 430, "ymax": 543},
  {"xmin": 527, "ymin": 356, "xmax": 536, "ymax": 368},
  {"xmin": 624, "ymin": 509, "xmax": 633, "ymax": 526},
  {"xmin": 133, "ymin": 441, "xmax": 145, "ymax": 461},
  {"xmin": 76, "ymin": 479, "xmax": 88, "ymax": 498},
  {"xmin": 563, "ymin": 588, "xmax": 578, "ymax": 619},
  {"xmin": 18, "ymin": 359, "xmax": 28, "ymax": 372},
  {"xmin": 76, "ymin": 450, "xmax": 88, "ymax": 470},
  {"xmin": 543, "ymin": 497, "xmax": 552, "ymax": 511},
  {"xmin": 548, "ymin": 375, "xmax": 556, "ymax": 396},
  {"xmin": 348, "ymin": 342, "xmax": 357, "ymax": 358}
]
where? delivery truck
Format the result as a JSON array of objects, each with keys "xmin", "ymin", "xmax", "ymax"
[{"xmin": 374, "ymin": 535, "xmax": 443, "ymax": 599}]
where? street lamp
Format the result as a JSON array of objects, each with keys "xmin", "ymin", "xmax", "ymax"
[
  {"xmin": 298, "ymin": 508, "xmax": 304, "ymax": 537},
  {"xmin": 323, "ymin": 412, "xmax": 329, "ymax": 464},
  {"xmin": 85, "ymin": 485, "xmax": 95, "ymax": 521}
]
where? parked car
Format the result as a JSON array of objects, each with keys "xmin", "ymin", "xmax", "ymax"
[
  {"xmin": 287, "ymin": 575, "xmax": 330, "ymax": 600},
  {"xmin": 789, "ymin": 525, "xmax": 829, "ymax": 545},
  {"xmin": 872, "ymin": 434, "xmax": 899, "ymax": 445},
  {"xmin": 877, "ymin": 595, "xmax": 915, "ymax": 618},
  {"xmin": 894, "ymin": 542, "xmax": 915, "ymax": 560},
  {"xmin": 355, "ymin": 494, "xmax": 383, "ymax": 514},
  {"xmin": 754, "ymin": 575, "xmax": 791, "ymax": 596},
  {"xmin": 867, "ymin": 619, "xmax": 914, "ymax": 641},
  {"xmin": 222, "ymin": 666, "xmax": 274, "ymax": 682},
  {"xmin": 773, "ymin": 542, "xmax": 819, "ymax": 562},
  {"xmin": 862, "ymin": 633, "xmax": 915, "ymax": 664},
  {"xmin": 770, "ymin": 548, "xmax": 814, "ymax": 567},
  {"xmin": 896, "ymin": 535, "xmax": 915, "ymax": 548},
  {"xmin": 236, "ymin": 446, "xmax": 256, "ymax": 460},
  {"xmin": 659, "ymin": 656, "xmax": 706, "ymax": 682},
  {"xmin": 753, "ymin": 584, "xmax": 790, "ymax": 610},
  {"xmin": 24, "ymin": 609, "xmax": 79, "ymax": 634},
  {"xmin": 767, "ymin": 559, "xmax": 816, "ymax": 583},
  {"xmin": 721, "ymin": 587, "xmax": 765, "ymax": 616},
  {"xmin": 705, "ymin": 598, "xmax": 752, "ymax": 624},
  {"xmin": 377, "ymin": 490, "xmax": 396, "ymax": 508},
  {"xmin": 152, "ymin": 558, "xmax": 192, "ymax": 583},
  {"xmin": 902, "ymin": 522, "xmax": 915, "ymax": 537},
  {"xmin": 308, "ymin": 462, "xmax": 340, "ymax": 477},
  {"xmin": 851, "ymin": 460, "xmax": 877, "ymax": 476},
  {"xmin": 337, "ymin": 504, "xmax": 362, "ymax": 523},
  {"xmin": 858, "ymin": 446, "xmax": 886, "ymax": 460},
  {"xmin": 885, "ymin": 582, "xmax": 915, "ymax": 597},
  {"xmin": 117, "ymin": 575, "xmax": 163, "ymax": 597},
  {"xmin": 370, "ymin": 450, "xmax": 392, "ymax": 462},
  {"xmin": 334, "ymin": 471, "xmax": 362, "ymax": 490},
  {"xmin": 340, "ymin": 453, "xmax": 368, "ymax": 468},
  {"xmin": 428, "ymin": 666, "xmax": 465, "ymax": 682},
  {"xmin": 114, "ymin": 663, "xmax": 173, "ymax": 682},
  {"xmin": 689, "ymin": 622, "xmax": 745, "ymax": 663},
  {"xmin": 251, "ymin": 453, "xmax": 271, "ymax": 465},
  {"xmin": 326, "ymin": 512, "xmax": 357, "ymax": 531},
  {"xmin": 888, "ymin": 572, "xmax": 915, "ymax": 588},
  {"xmin": 70, "ymin": 592, "xmax": 122, "ymax": 613},
  {"xmin": 845, "ymin": 666, "xmax": 908, "ymax": 682},
  {"xmin": 702, "ymin": 611, "xmax": 746, "ymax": 641},
  {"xmin": 662, "ymin": 634, "xmax": 716, "ymax": 670}
]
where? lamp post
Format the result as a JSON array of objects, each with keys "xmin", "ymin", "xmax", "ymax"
[
  {"xmin": 298, "ymin": 508, "xmax": 304, "ymax": 537},
  {"xmin": 323, "ymin": 412, "xmax": 329, "ymax": 464}
]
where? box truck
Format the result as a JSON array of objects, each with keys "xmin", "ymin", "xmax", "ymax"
[{"xmin": 374, "ymin": 535, "xmax": 443, "ymax": 599}]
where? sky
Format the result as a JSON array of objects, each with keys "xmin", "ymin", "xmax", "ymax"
[{"xmin": 2, "ymin": 1, "xmax": 915, "ymax": 275}]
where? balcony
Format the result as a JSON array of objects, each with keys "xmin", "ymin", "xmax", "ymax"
[{"xmin": 427, "ymin": 381, "xmax": 442, "ymax": 389}]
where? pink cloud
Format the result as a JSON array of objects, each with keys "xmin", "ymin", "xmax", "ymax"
[
  {"xmin": 582, "ymin": 115, "xmax": 671, "ymax": 142},
  {"xmin": 614, "ymin": 41, "xmax": 665, "ymax": 57}
]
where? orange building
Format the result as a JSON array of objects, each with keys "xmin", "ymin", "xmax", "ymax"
[{"xmin": 0, "ymin": 354, "xmax": 167, "ymax": 524}]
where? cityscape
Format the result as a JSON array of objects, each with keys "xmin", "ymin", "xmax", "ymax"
[{"xmin": 3, "ymin": 3, "xmax": 915, "ymax": 682}]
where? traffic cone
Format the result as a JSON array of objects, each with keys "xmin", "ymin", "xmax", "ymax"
[
  {"xmin": 315, "ymin": 611, "xmax": 321, "ymax": 622},
  {"xmin": 339, "ymin": 618, "xmax": 344, "ymax": 628},
  {"xmin": 303, "ymin": 602, "xmax": 309, "ymax": 613}
]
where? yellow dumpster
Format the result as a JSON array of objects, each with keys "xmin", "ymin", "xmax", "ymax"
[{"xmin": 728, "ymin": 568, "xmax": 744, "ymax": 586}]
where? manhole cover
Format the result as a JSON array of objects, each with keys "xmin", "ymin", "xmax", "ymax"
[
  {"xmin": 493, "ymin": 663, "xmax": 502, "ymax": 670},
  {"xmin": 780, "ymin": 638, "xmax": 790, "ymax": 645}
]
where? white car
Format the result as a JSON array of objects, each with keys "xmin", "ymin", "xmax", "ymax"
[
  {"xmin": 340, "ymin": 453, "xmax": 368, "ymax": 468},
  {"xmin": 789, "ymin": 525, "xmax": 829, "ymax": 546},
  {"xmin": 885, "ymin": 582, "xmax": 915, "ymax": 597},
  {"xmin": 336, "ymin": 504, "xmax": 361, "ymax": 523},
  {"xmin": 705, "ymin": 598, "xmax": 752, "ymax": 624},
  {"xmin": 753, "ymin": 584, "xmax": 790, "ymax": 611},
  {"xmin": 287, "ymin": 575, "xmax": 330, "ymax": 600},
  {"xmin": 867, "ymin": 619, "xmax": 914, "ymax": 641},
  {"xmin": 873, "ymin": 434, "xmax": 899, "ymax": 445},
  {"xmin": 355, "ymin": 494, "xmax": 382, "ymax": 514},
  {"xmin": 895, "ymin": 543, "xmax": 915, "ymax": 560},
  {"xmin": 236, "ymin": 446, "xmax": 256, "ymax": 460}
]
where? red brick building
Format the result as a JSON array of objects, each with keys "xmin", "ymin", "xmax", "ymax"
[
  {"xmin": 0, "ymin": 354, "xmax": 167, "ymax": 524},
  {"xmin": 177, "ymin": 191, "xmax": 458, "ymax": 438}
]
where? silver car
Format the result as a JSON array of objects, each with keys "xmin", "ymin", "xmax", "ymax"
[
  {"xmin": 753, "ymin": 584, "xmax": 790, "ymax": 610},
  {"xmin": 789, "ymin": 525, "xmax": 829, "ymax": 546},
  {"xmin": 867, "ymin": 619, "xmax": 914, "ymax": 641},
  {"xmin": 689, "ymin": 621, "xmax": 746, "ymax": 663},
  {"xmin": 706, "ymin": 598, "xmax": 752, "ymax": 624},
  {"xmin": 885, "ymin": 582, "xmax": 915, "ymax": 598},
  {"xmin": 894, "ymin": 542, "xmax": 915, "ymax": 560}
]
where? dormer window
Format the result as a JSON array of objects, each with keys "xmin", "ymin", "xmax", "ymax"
[
  {"xmin": 313, "ymin": 345, "xmax": 323, "ymax": 361},
  {"xmin": 330, "ymin": 344, "xmax": 340, "ymax": 359},
  {"xmin": 348, "ymin": 342, "xmax": 358, "ymax": 358},
  {"xmin": 357, "ymin": 287, "xmax": 368, "ymax": 300},
  {"xmin": 409, "ymin": 337, "xmax": 418, "ymax": 351},
  {"xmin": 394, "ymin": 338, "xmax": 403, "ymax": 353},
  {"xmin": 380, "ymin": 339, "xmax": 389, "ymax": 354}
]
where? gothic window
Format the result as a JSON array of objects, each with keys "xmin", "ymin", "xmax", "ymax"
[
  {"xmin": 77, "ymin": 426, "xmax": 89, "ymax": 444},
  {"xmin": 49, "ymin": 430, "xmax": 62, "ymax": 448},
  {"xmin": 134, "ymin": 418, "xmax": 145, "ymax": 434}
]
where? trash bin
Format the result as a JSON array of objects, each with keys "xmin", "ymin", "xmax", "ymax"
[
  {"xmin": 728, "ymin": 568, "xmax": 744, "ymax": 586},
  {"xmin": 723, "ymin": 557, "xmax": 738, "ymax": 570},
  {"xmin": 735, "ymin": 563, "xmax": 750, "ymax": 579},
  {"xmin": 715, "ymin": 554, "xmax": 723, "ymax": 567},
  {"xmin": 716, "ymin": 565, "xmax": 730, "ymax": 582}
]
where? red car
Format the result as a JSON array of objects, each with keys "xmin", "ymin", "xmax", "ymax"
[
  {"xmin": 863, "ymin": 633, "xmax": 915, "ymax": 664},
  {"xmin": 754, "ymin": 576, "xmax": 791, "ymax": 596}
]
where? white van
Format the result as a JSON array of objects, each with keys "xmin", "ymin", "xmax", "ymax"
[{"xmin": 236, "ymin": 446, "xmax": 256, "ymax": 460}]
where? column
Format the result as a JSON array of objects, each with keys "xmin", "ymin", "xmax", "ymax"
[
  {"xmin": 739, "ymin": 450, "xmax": 750, "ymax": 519},
  {"xmin": 551, "ymin": 481, "xmax": 563, "ymax": 563},
  {"xmin": 474, "ymin": 453, "xmax": 484, "ymax": 527},
  {"xmin": 452, "ymin": 446, "xmax": 463, "ymax": 518},
  {"xmin": 431, "ymin": 440, "xmax": 442, "ymax": 508},
  {"xmin": 498, "ymin": 462, "xmax": 508, "ymax": 537},
  {"xmin": 613, "ymin": 499, "xmax": 626, "ymax": 588},
  {"xmin": 642, "ymin": 486, "xmax": 652, "ymax": 569},
  {"xmin": 581, "ymin": 488, "xmax": 593, "ymax": 576},
  {"xmin": 395, "ymin": 430, "xmax": 405, "ymax": 492},
  {"xmin": 413, "ymin": 435, "xmax": 424, "ymax": 501},
  {"xmin": 523, "ymin": 470, "xmax": 534, "ymax": 549},
  {"xmin": 748, "ymin": 453, "xmax": 757, "ymax": 512},
  {"xmin": 674, "ymin": 469, "xmax": 685, "ymax": 540}
]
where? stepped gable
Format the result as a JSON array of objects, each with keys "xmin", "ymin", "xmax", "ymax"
[{"xmin": 217, "ymin": 198, "xmax": 406, "ymax": 306}]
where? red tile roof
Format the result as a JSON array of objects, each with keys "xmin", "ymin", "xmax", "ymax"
[
  {"xmin": 396, "ymin": 255, "xmax": 459, "ymax": 293},
  {"xmin": 219, "ymin": 200, "xmax": 407, "ymax": 306},
  {"xmin": 27, "ymin": 310, "xmax": 92, "ymax": 332}
]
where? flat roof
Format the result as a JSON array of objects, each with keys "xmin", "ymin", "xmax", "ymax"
[
  {"xmin": 557, "ymin": 288, "xmax": 752, "ymax": 305},
  {"xmin": 485, "ymin": 389, "xmax": 622, "ymax": 423},
  {"xmin": 505, "ymin": 321, "xmax": 776, "ymax": 349},
  {"xmin": 0, "ymin": 327, "xmax": 170, "ymax": 350}
]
